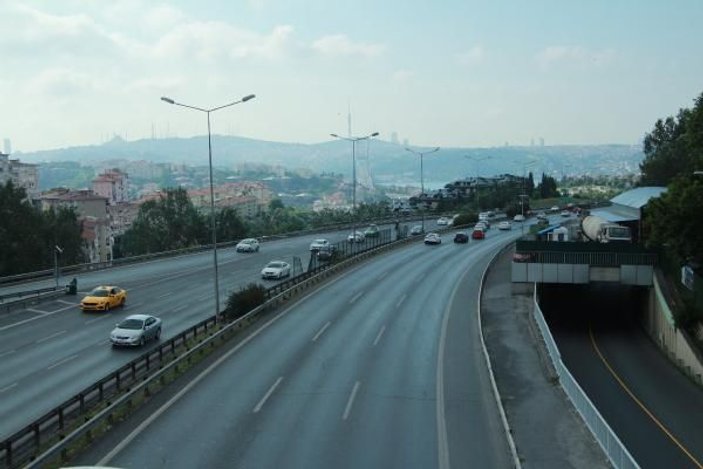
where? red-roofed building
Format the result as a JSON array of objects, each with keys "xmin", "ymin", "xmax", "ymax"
[{"xmin": 92, "ymin": 168, "xmax": 128, "ymax": 205}]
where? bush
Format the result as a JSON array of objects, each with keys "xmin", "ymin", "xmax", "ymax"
[
  {"xmin": 453, "ymin": 211, "xmax": 478, "ymax": 227},
  {"xmin": 224, "ymin": 283, "xmax": 267, "ymax": 321}
]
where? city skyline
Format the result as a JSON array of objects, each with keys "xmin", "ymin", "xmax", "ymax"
[{"xmin": 1, "ymin": 0, "xmax": 702, "ymax": 153}]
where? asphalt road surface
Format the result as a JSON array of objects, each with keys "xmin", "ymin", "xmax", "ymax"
[
  {"xmin": 73, "ymin": 227, "xmax": 519, "ymax": 468},
  {"xmin": 0, "ymin": 223, "xmax": 417, "ymax": 440},
  {"xmin": 541, "ymin": 284, "xmax": 703, "ymax": 468}
]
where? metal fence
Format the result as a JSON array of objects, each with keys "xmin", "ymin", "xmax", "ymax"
[
  {"xmin": 515, "ymin": 240, "xmax": 657, "ymax": 267},
  {"xmin": 531, "ymin": 287, "xmax": 639, "ymax": 469},
  {"xmin": 1, "ymin": 225, "xmax": 413, "ymax": 469}
]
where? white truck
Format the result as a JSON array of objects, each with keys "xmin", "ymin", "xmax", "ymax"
[{"xmin": 580, "ymin": 215, "xmax": 632, "ymax": 243}]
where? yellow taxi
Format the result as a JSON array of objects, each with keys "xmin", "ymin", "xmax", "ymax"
[{"xmin": 80, "ymin": 285, "xmax": 127, "ymax": 311}]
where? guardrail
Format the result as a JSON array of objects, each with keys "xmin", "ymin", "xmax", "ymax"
[
  {"xmin": 0, "ymin": 214, "xmax": 426, "ymax": 288},
  {"xmin": 1, "ymin": 225, "xmax": 418, "ymax": 469},
  {"xmin": 531, "ymin": 287, "xmax": 639, "ymax": 468}
]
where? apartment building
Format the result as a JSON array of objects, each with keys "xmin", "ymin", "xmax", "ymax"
[{"xmin": 0, "ymin": 152, "xmax": 39, "ymax": 197}]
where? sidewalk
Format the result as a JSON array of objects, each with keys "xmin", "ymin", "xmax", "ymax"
[{"xmin": 481, "ymin": 246, "xmax": 611, "ymax": 468}]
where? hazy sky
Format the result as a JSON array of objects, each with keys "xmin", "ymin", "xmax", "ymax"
[{"xmin": 2, "ymin": 0, "xmax": 702, "ymax": 153}]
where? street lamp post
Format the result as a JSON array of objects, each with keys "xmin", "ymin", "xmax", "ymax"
[
  {"xmin": 161, "ymin": 94, "xmax": 255, "ymax": 320},
  {"xmin": 465, "ymin": 155, "xmax": 491, "ymax": 212},
  {"xmin": 54, "ymin": 245, "xmax": 63, "ymax": 289},
  {"xmin": 405, "ymin": 147, "xmax": 440, "ymax": 232},
  {"xmin": 519, "ymin": 160, "xmax": 537, "ymax": 235},
  {"xmin": 330, "ymin": 132, "xmax": 379, "ymax": 246}
]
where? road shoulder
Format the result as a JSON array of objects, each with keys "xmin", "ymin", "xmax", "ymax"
[{"xmin": 481, "ymin": 246, "xmax": 611, "ymax": 468}]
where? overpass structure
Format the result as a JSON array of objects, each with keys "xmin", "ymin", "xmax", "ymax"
[{"xmin": 511, "ymin": 240, "xmax": 657, "ymax": 285}]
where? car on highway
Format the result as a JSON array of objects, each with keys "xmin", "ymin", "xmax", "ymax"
[
  {"xmin": 348, "ymin": 231, "xmax": 365, "ymax": 243},
  {"xmin": 409, "ymin": 225, "xmax": 424, "ymax": 236},
  {"xmin": 309, "ymin": 238, "xmax": 330, "ymax": 251},
  {"xmin": 235, "ymin": 238, "xmax": 260, "ymax": 253},
  {"xmin": 561, "ymin": 210, "xmax": 571, "ymax": 217},
  {"xmin": 261, "ymin": 260, "xmax": 291, "ymax": 279},
  {"xmin": 471, "ymin": 228, "xmax": 485, "ymax": 240},
  {"xmin": 537, "ymin": 212, "xmax": 548, "ymax": 221},
  {"xmin": 316, "ymin": 245, "xmax": 337, "ymax": 262},
  {"xmin": 550, "ymin": 205, "xmax": 560, "ymax": 212},
  {"xmin": 474, "ymin": 222, "xmax": 488, "ymax": 232},
  {"xmin": 80, "ymin": 285, "xmax": 127, "ymax": 311},
  {"xmin": 110, "ymin": 314, "xmax": 162, "ymax": 347},
  {"xmin": 363, "ymin": 224, "xmax": 380, "ymax": 237},
  {"xmin": 436, "ymin": 216, "xmax": 451, "ymax": 226},
  {"xmin": 513, "ymin": 214, "xmax": 526, "ymax": 222},
  {"xmin": 453, "ymin": 231, "xmax": 469, "ymax": 243},
  {"xmin": 498, "ymin": 221, "xmax": 512, "ymax": 230},
  {"xmin": 424, "ymin": 232, "xmax": 441, "ymax": 245}
]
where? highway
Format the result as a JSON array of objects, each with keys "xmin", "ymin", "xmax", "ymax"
[
  {"xmin": 542, "ymin": 283, "xmax": 703, "ymax": 468},
  {"xmin": 72, "ymin": 226, "xmax": 517, "ymax": 468},
  {"xmin": 0, "ymin": 224, "xmax": 404, "ymax": 440}
]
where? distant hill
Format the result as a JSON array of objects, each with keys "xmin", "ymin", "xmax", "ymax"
[{"xmin": 15, "ymin": 135, "xmax": 644, "ymax": 186}]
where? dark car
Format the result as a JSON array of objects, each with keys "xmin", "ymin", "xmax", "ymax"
[
  {"xmin": 409, "ymin": 225, "xmax": 424, "ymax": 236},
  {"xmin": 453, "ymin": 231, "xmax": 469, "ymax": 243}
]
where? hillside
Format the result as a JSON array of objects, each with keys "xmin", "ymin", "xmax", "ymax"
[{"xmin": 15, "ymin": 136, "xmax": 644, "ymax": 186}]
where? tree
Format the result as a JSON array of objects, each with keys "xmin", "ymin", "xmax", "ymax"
[
  {"xmin": 0, "ymin": 181, "xmax": 44, "ymax": 275},
  {"xmin": 644, "ymin": 175, "xmax": 703, "ymax": 265},
  {"xmin": 0, "ymin": 181, "xmax": 84, "ymax": 276},
  {"xmin": 641, "ymin": 92, "xmax": 703, "ymax": 185},
  {"xmin": 217, "ymin": 207, "xmax": 248, "ymax": 242},
  {"xmin": 120, "ymin": 188, "xmax": 207, "ymax": 256},
  {"xmin": 42, "ymin": 206, "xmax": 85, "ymax": 267},
  {"xmin": 537, "ymin": 173, "xmax": 559, "ymax": 198}
]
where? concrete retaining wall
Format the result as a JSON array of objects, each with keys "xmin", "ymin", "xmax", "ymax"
[{"xmin": 644, "ymin": 275, "xmax": 703, "ymax": 385}]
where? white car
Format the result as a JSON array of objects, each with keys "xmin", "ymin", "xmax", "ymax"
[
  {"xmin": 474, "ymin": 222, "xmax": 488, "ymax": 232},
  {"xmin": 561, "ymin": 210, "xmax": 571, "ymax": 217},
  {"xmin": 513, "ymin": 214, "xmax": 526, "ymax": 222},
  {"xmin": 235, "ymin": 238, "xmax": 260, "ymax": 253},
  {"xmin": 437, "ymin": 217, "xmax": 450, "ymax": 226},
  {"xmin": 498, "ymin": 221, "xmax": 512, "ymax": 230},
  {"xmin": 110, "ymin": 314, "xmax": 162, "ymax": 347},
  {"xmin": 348, "ymin": 231, "xmax": 365, "ymax": 243},
  {"xmin": 309, "ymin": 238, "xmax": 330, "ymax": 251},
  {"xmin": 261, "ymin": 260, "xmax": 291, "ymax": 279},
  {"xmin": 550, "ymin": 205, "xmax": 560, "ymax": 213},
  {"xmin": 424, "ymin": 232, "xmax": 442, "ymax": 245}
]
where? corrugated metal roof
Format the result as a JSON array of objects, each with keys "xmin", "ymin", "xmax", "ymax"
[
  {"xmin": 590, "ymin": 206, "xmax": 639, "ymax": 222},
  {"xmin": 610, "ymin": 186, "xmax": 667, "ymax": 209}
]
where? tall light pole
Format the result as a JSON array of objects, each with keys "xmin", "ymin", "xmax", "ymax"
[
  {"xmin": 330, "ymin": 132, "xmax": 379, "ymax": 243},
  {"xmin": 405, "ymin": 146, "xmax": 440, "ymax": 232},
  {"xmin": 161, "ymin": 93, "xmax": 256, "ymax": 320},
  {"xmin": 519, "ymin": 160, "xmax": 537, "ymax": 235},
  {"xmin": 54, "ymin": 245, "xmax": 63, "ymax": 289},
  {"xmin": 465, "ymin": 155, "xmax": 491, "ymax": 211}
]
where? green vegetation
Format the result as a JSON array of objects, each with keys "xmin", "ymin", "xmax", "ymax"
[
  {"xmin": 0, "ymin": 181, "xmax": 84, "ymax": 276},
  {"xmin": 640, "ymin": 91, "xmax": 703, "ymax": 328},
  {"xmin": 224, "ymin": 283, "xmax": 267, "ymax": 321}
]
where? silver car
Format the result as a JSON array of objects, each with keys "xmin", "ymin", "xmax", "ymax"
[
  {"xmin": 261, "ymin": 260, "xmax": 291, "ymax": 279},
  {"xmin": 110, "ymin": 314, "xmax": 162, "ymax": 347},
  {"xmin": 236, "ymin": 238, "xmax": 260, "ymax": 253}
]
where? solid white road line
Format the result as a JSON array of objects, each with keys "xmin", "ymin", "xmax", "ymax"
[
  {"xmin": 0, "ymin": 349, "xmax": 16, "ymax": 359},
  {"xmin": 35, "ymin": 330, "xmax": 67, "ymax": 344},
  {"xmin": 252, "ymin": 377, "xmax": 284, "ymax": 413},
  {"xmin": 372, "ymin": 325, "xmax": 386, "ymax": 347},
  {"xmin": 342, "ymin": 381, "xmax": 361, "ymax": 421},
  {"xmin": 26, "ymin": 308, "xmax": 50, "ymax": 315},
  {"xmin": 312, "ymin": 322, "xmax": 331, "ymax": 342},
  {"xmin": 349, "ymin": 291, "xmax": 363, "ymax": 304},
  {"xmin": 56, "ymin": 299, "xmax": 77, "ymax": 306},
  {"xmin": 47, "ymin": 354, "xmax": 78, "ymax": 370},
  {"xmin": 395, "ymin": 294, "xmax": 406, "ymax": 309},
  {"xmin": 0, "ymin": 382, "xmax": 18, "ymax": 393}
]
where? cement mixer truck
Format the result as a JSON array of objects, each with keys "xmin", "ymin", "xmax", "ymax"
[{"xmin": 580, "ymin": 215, "xmax": 632, "ymax": 243}]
